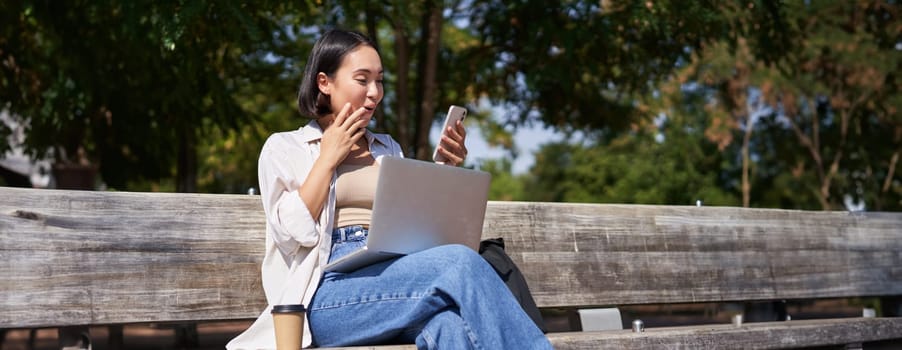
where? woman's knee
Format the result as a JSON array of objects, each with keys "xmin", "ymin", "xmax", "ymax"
[
  {"xmin": 429, "ymin": 244, "xmax": 483, "ymax": 264},
  {"xmin": 422, "ymin": 244, "xmax": 495, "ymax": 277}
]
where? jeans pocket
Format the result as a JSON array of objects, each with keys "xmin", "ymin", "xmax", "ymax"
[{"xmin": 329, "ymin": 240, "xmax": 367, "ymax": 264}]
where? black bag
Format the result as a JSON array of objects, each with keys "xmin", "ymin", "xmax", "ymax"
[{"xmin": 479, "ymin": 237, "xmax": 548, "ymax": 333}]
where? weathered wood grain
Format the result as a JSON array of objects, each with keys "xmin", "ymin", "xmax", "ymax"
[
  {"xmin": 483, "ymin": 202, "xmax": 902, "ymax": 308},
  {"xmin": 545, "ymin": 317, "xmax": 902, "ymax": 350},
  {"xmin": 321, "ymin": 318, "xmax": 902, "ymax": 350},
  {"xmin": 1, "ymin": 188, "xmax": 267, "ymax": 327},
  {"xmin": 2, "ymin": 187, "xmax": 902, "ymax": 331}
]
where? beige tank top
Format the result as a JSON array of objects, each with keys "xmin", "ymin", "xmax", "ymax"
[{"xmin": 334, "ymin": 163, "xmax": 380, "ymax": 228}]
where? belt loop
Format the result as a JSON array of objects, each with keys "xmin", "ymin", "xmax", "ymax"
[{"xmin": 333, "ymin": 226, "xmax": 367, "ymax": 243}]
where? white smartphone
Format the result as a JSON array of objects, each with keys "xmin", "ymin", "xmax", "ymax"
[{"xmin": 433, "ymin": 105, "xmax": 468, "ymax": 163}]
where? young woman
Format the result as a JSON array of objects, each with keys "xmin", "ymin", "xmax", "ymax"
[{"xmin": 227, "ymin": 29, "xmax": 552, "ymax": 349}]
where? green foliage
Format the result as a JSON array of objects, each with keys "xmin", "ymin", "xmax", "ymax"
[
  {"xmin": 461, "ymin": 0, "xmax": 730, "ymax": 133},
  {"xmin": 1, "ymin": 0, "xmax": 898, "ymax": 212},
  {"xmin": 674, "ymin": 1, "xmax": 902, "ymax": 210},
  {"xmin": 523, "ymin": 98, "xmax": 738, "ymax": 206},
  {"xmin": 480, "ymin": 158, "xmax": 526, "ymax": 201},
  {"xmin": 1, "ymin": 0, "xmax": 312, "ymax": 189}
]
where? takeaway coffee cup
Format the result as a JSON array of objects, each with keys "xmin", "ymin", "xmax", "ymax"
[{"xmin": 271, "ymin": 304, "xmax": 306, "ymax": 350}]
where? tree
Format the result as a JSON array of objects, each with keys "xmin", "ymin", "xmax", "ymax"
[
  {"xmin": 0, "ymin": 0, "xmax": 313, "ymax": 191},
  {"xmin": 461, "ymin": 1, "xmax": 730, "ymax": 133},
  {"xmin": 327, "ymin": 1, "xmax": 741, "ymax": 161},
  {"xmin": 523, "ymin": 76, "xmax": 738, "ymax": 206},
  {"xmin": 675, "ymin": 1, "xmax": 901, "ymax": 210},
  {"xmin": 4, "ymin": 0, "xmax": 898, "ymax": 211}
]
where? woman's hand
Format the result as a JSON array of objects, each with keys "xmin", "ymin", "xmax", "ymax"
[
  {"xmin": 300, "ymin": 103, "xmax": 369, "ymax": 221},
  {"xmin": 319, "ymin": 103, "xmax": 369, "ymax": 168},
  {"xmin": 435, "ymin": 119, "xmax": 468, "ymax": 166}
]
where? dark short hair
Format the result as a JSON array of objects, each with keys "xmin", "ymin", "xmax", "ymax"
[{"xmin": 297, "ymin": 29, "xmax": 379, "ymax": 118}]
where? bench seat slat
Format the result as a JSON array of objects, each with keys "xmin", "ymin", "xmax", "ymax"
[
  {"xmin": 546, "ymin": 317, "xmax": 902, "ymax": 350},
  {"xmin": 320, "ymin": 318, "xmax": 902, "ymax": 350}
]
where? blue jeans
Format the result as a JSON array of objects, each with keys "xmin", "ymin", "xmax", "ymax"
[{"xmin": 309, "ymin": 226, "xmax": 552, "ymax": 349}]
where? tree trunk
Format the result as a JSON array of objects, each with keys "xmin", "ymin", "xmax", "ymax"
[
  {"xmin": 414, "ymin": 0, "xmax": 442, "ymax": 161},
  {"xmin": 365, "ymin": 1, "xmax": 388, "ymax": 134},
  {"xmin": 785, "ymin": 102, "xmax": 830, "ymax": 210},
  {"xmin": 741, "ymin": 115, "xmax": 753, "ymax": 208},
  {"xmin": 818, "ymin": 109, "xmax": 849, "ymax": 210},
  {"xmin": 392, "ymin": 17, "xmax": 412, "ymax": 154},
  {"xmin": 878, "ymin": 147, "xmax": 900, "ymax": 211},
  {"xmin": 177, "ymin": 126, "xmax": 197, "ymax": 193},
  {"xmin": 51, "ymin": 163, "xmax": 97, "ymax": 190}
]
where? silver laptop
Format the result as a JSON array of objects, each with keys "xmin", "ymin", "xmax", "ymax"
[{"xmin": 323, "ymin": 156, "xmax": 491, "ymax": 273}]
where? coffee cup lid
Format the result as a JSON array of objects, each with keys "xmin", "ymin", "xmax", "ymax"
[{"xmin": 271, "ymin": 304, "xmax": 306, "ymax": 314}]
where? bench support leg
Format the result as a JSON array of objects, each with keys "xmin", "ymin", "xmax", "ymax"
[
  {"xmin": 174, "ymin": 323, "xmax": 199, "ymax": 348},
  {"xmin": 743, "ymin": 300, "xmax": 788, "ymax": 322},
  {"xmin": 108, "ymin": 325, "xmax": 123, "ymax": 350},
  {"xmin": 880, "ymin": 296, "xmax": 901, "ymax": 317}
]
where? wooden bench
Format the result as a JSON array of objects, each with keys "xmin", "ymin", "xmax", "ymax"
[{"xmin": 2, "ymin": 186, "xmax": 901, "ymax": 349}]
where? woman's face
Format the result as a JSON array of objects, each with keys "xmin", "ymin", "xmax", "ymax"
[{"xmin": 318, "ymin": 45, "xmax": 384, "ymax": 123}]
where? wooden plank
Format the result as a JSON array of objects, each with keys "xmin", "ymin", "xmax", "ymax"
[
  {"xmin": 319, "ymin": 317, "xmax": 902, "ymax": 350},
  {"xmin": 1, "ymin": 188, "xmax": 267, "ymax": 327},
  {"xmin": 484, "ymin": 202, "xmax": 902, "ymax": 308},
  {"xmin": 545, "ymin": 317, "xmax": 902, "ymax": 350},
  {"xmin": 3, "ymin": 187, "xmax": 902, "ymax": 328}
]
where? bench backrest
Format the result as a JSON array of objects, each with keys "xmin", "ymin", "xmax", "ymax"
[
  {"xmin": 488, "ymin": 202, "xmax": 902, "ymax": 308},
  {"xmin": 2, "ymin": 187, "xmax": 901, "ymax": 328}
]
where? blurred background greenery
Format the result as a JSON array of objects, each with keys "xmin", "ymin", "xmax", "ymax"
[{"xmin": 1, "ymin": 0, "xmax": 899, "ymax": 211}]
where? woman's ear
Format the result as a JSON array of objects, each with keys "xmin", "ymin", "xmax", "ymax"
[{"xmin": 317, "ymin": 72, "xmax": 331, "ymax": 95}]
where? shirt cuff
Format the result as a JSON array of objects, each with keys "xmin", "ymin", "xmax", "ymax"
[{"xmin": 275, "ymin": 189, "xmax": 320, "ymax": 248}]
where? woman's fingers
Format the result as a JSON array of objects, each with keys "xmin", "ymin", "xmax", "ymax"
[
  {"xmin": 437, "ymin": 146, "xmax": 464, "ymax": 166},
  {"xmin": 340, "ymin": 107, "xmax": 368, "ymax": 148},
  {"xmin": 454, "ymin": 119, "xmax": 467, "ymax": 139},
  {"xmin": 438, "ymin": 121, "xmax": 468, "ymax": 166},
  {"xmin": 445, "ymin": 121, "xmax": 468, "ymax": 153},
  {"xmin": 333, "ymin": 102, "xmax": 352, "ymax": 127},
  {"xmin": 350, "ymin": 124, "xmax": 367, "ymax": 143},
  {"xmin": 438, "ymin": 148, "xmax": 457, "ymax": 165},
  {"xmin": 443, "ymin": 120, "xmax": 466, "ymax": 144},
  {"xmin": 338, "ymin": 106, "xmax": 369, "ymax": 136}
]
